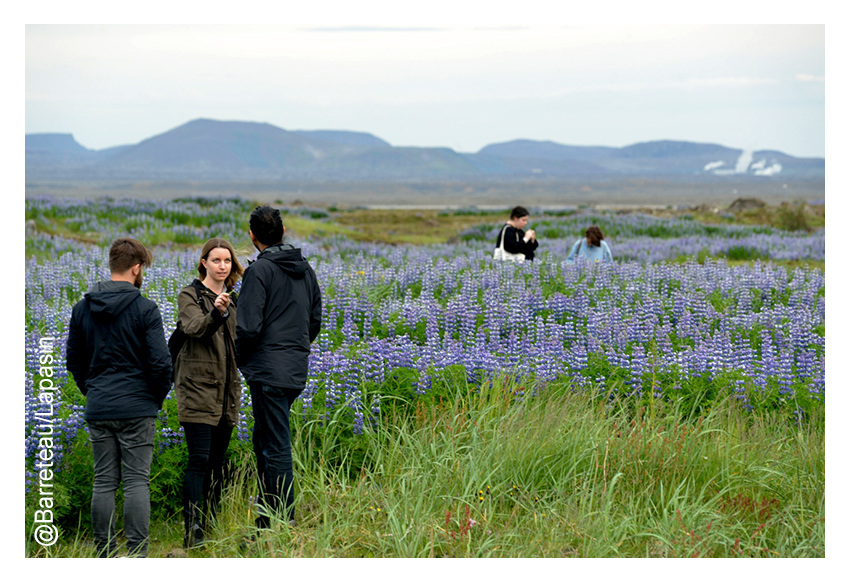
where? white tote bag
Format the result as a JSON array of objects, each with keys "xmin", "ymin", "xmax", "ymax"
[{"xmin": 493, "ymin": 224, "xmax": 526, "ymax": 263}]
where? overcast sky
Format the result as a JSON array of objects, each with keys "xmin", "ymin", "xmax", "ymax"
[{"xmin": 25, "ymin": 22, "xmax": 825, "ymax": 157}]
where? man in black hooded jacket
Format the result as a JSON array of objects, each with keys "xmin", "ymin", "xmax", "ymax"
[
  {"xmin": 236, "ymin": 205, "xmax": 322, "ymax": 529},
  {"xmin": 66, "ymin": 238, "xmax": 172, "ymax": 557}
]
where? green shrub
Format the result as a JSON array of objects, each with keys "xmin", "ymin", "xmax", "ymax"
[{"xmin": 776, "ymin": 203, "xmax": 812, "ymax": 232}]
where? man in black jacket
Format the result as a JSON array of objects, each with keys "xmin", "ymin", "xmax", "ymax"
[
  {"xmin": 66, "ymin": 238, "xmax": 172, "ymax": 557},
  {"xmin": 236, "ymin": 205, "xmax": 322, "ymax": 529}
]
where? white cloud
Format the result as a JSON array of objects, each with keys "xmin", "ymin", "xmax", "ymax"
[
  {"xmin": 796, "ymin": 74, "xmax": 825, "ymax": 82},
  {"xmin": 684, "ymin": 77, "xmax": 777, "ymax": 88},
  {"xmin": 531, "ymin": 77, "xmax": 779, "ymax": 100}
]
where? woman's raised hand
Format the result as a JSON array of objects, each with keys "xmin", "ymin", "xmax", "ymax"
[{"xmin": 214, "ymin": 292, "xmax": 230, "ymax": 314}]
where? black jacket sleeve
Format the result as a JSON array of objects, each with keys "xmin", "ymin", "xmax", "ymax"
[
  {"xmin": 235, "ymin": 265, "xmax": 265, "ymax": 368},
  {"xmin": 65, "ymin": 304, "xmax": 89, "ymax": 396},
  {"xmin": 144, "ymin": 304, "xmax": 173, "ymax": 407},
  {"xmin": 502, "ymin": 225, "xmax": 538, "ymax": 256},
  {"xmin": 309, "ymin": 269, "xmax": 322, "ymax": 343}
]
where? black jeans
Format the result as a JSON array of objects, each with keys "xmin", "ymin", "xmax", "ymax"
[
  {"xmin": 87, "ymin": 417, "xmax": 155, "ymax": 558},
  {"xmin": 249, "ymin": 382, "xmax": 301, "ymax": 524},
  {"xmin": 181, "ymin": 420, "xmax": 233, "ymax": 528}
]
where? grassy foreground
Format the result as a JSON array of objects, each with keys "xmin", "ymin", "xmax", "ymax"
[{"xmin": 29, "ymin": 379, "xmax": 824, "ymax": 558}]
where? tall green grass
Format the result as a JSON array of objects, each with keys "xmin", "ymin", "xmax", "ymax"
[{"xmin": 29, "ymin": 376, "xmax": 824, "ymax": 558}]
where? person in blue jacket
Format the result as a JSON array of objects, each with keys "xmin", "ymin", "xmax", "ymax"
[
  {"xmin": 566, "ymin": 225, "xmax": 613, "ymax": 264},
  {"xmin": 66, "ymin": 238, "xmax": 172, "ymax": 558},
  {"xmin": 236, "ymin": 205, "xmax": 322, "ymax": 530}
]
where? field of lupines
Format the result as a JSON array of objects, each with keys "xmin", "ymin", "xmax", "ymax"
[{"xmin": 24, "ymin": 195, "xmax": 825, "ymax": 556}]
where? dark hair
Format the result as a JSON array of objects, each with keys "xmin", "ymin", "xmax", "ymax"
[
  {"xmin": 510, "ymin": 206, "xmax": 529, "ymax": 220},
  {"xmin": 197, "ymin": 238, "xmax": 244, "ymax": 292},
  {"xmin": 585, "ymin": 225, "xmax": 605, "ymax": 247},
  {"xmin": 109, "ymin": 238, "xmax": 152, "ymax": 273},
  {"xmin": 249, "ymin": 205, "xmax": 284, "ymax": 246}
]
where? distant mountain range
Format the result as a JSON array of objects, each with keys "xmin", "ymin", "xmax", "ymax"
[{"xmin": 25, "ymin": 118, "xmax": 825, "ymax": 181}]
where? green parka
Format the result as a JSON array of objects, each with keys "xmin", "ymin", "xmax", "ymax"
[{"xmin": 173, "ymin": 280, "xmax": 241, "ymax": 427}]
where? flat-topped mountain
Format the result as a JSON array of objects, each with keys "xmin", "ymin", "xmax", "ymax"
[
  {"xmin": 26, "ymin": 133, "xmax": 90, "ymax": 154},
  {"xmin": 26, "ymin": 118, "xmax": 824, "ymax": 181}
]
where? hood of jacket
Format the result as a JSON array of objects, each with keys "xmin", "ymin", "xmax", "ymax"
[
  {"xmin": 85, "ymin": 280, "xmax": 141, "ymax": 319},
  {"xmin": 257, "ymin": 243, "xmax": 310, "ymax": 279}
]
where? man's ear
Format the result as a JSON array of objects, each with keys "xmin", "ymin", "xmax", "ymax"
[
  {"xmin": 131, "ymin": 263, "xmax": 141, "ymax": 277},
  {"xmin": 282, "ymin": 225, "xmax": 286, "ymax": 237}
]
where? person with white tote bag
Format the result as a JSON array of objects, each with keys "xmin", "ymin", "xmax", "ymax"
[{"xmin": 493, "ymin": 206, "xmax": 538, "ymax": 262}]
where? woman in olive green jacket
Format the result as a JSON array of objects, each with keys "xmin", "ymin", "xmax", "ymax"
[{"xmin": 174, "ymin": 238, "xmax": 244, "ymax": 548}]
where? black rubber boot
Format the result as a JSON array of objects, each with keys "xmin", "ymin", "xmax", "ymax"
[{"xmin": 183, "ymin": 506, "xmax": 204, "ymax": 549}]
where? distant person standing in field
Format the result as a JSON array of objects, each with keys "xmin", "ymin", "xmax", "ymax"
[
  {"xmin": 566, "ymin": 225, "xmax": 613, "ymax": 264},
  {"xmin": 494, "ymin": 206, "xmax": 539, "ymax": 262},
  {"xmin": 172, "ymin": 238, "xmax": 244, "ymax": 548},
  {"xmin": 66, "ymin": 238, "xmax": 172, "ymax": 558},
  {"xmin": 236, "ymin": 205, "xmax": 322, "ymax": 530}
]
